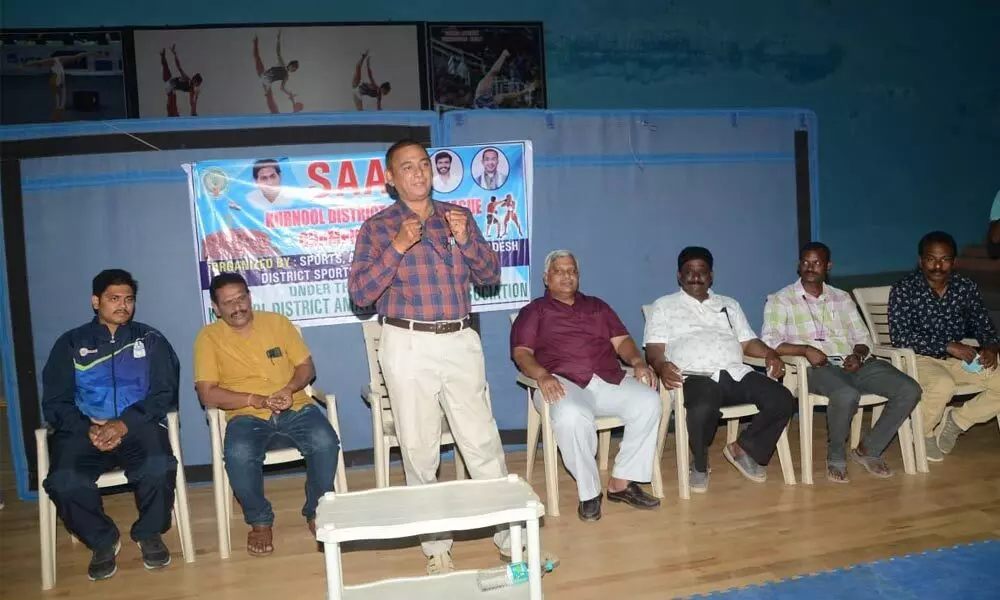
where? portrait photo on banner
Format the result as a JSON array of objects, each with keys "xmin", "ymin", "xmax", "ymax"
[
  {"xmin": 0, "ymin": 29, "xmax": 130, "ymax": 125},
  {"xmin": 185, "ymin": 141, "xmax": 533, "ymax": 328},
  {"xmin": 132, "ymin": 24, "xmax": 424, "ymax": 117},
  {"xmin": 426, "ymin": 22, "xmax": 546, "ymax": 111}
]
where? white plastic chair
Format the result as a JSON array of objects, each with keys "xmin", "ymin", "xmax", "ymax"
[
  {"xmin": 509, "ymin": 312, "xmax": 669, "ymax": 517},
  {"xmin": 36, "ymin": 411, "xmax": 194, "ymax": 590},
  {"xmin": 780, "ymin": 355, "xmax": 916, "ymax": 484},
  {"xmin": 640, "ymin": 304, "xmax": 797, "ymax": 499},
  {"xmin": 360, "ymin": 319, "xmax": 485, "ymax": 488},
  {"xmin": 207, "ymin": 385, "xmax": 348, "ymax": 559},
  {"xmin": 853, "ymin": 286, "xmax": 1000, "ymax": 473}
]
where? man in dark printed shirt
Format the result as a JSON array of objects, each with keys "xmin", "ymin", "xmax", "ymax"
[{"xmin": 889, "ymin": 231, "xmax": 1000, "ymax": 461}]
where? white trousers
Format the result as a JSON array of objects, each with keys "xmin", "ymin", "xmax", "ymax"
[
  {"xmin": 378, "ymin": 323, "xmax": 512, "ymax": 557},
  {"xmin": 534, "ymin": 374, "xmax": 662, "ymax": 501}
]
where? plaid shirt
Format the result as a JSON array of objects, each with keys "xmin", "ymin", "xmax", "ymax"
[
  {"xmin": 348, "ymin": 199, "xmax": 500, "ymax": 321},
  {"xmin": 761, "ymin": 279, "xmax": 871, "ymax": 357}
]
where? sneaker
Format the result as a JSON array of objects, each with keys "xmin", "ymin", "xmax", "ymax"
[
  {"xmin": 689, "ymin": 468, "xmax": 709, "ymax": 493},
  {"xmin": 88, "ymin": 538, "xmax": 121, "ymax": 581},
  {"xmin": 924, "ymin": 436, "xmax": 944, "ymax": 462},
  {"xmin": 723, "ymin": 443, "xmax": 767, "ymax": 483},
  {"xmin": 137, "ymin": 535, "xmax": 172, "ymax": 570},
  {"xmin": 935, "ymin": 407, "xmax": 964, "ymax": 455},
  {"xmin": 427, "ymin": 551, "xmax": 454, "ymax": 575}
]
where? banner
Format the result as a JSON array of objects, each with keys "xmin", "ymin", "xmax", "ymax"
[
  {"xmin": 427, "ymin": 23, "xmax": 546, "ymax": 111},
  {"xmin": 186, "ymin": 142, "xmax": 532, "ymax": 327},
  {"xmin": 134, "ymin": 25, "xmax": 424, "ymax": 117}
]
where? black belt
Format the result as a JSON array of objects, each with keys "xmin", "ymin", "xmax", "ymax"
[{"xmin": 381, "ymin": 315, "xmax": 471, "ymax": 334}]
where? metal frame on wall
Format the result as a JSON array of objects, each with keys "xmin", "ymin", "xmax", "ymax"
[
  {"xmin": 425, "ymin": 21, "xmax": 548, "ymax": 112},
  {"xmin": 1, "ymin": 20, "xmax": 548, "ymax": 126}
]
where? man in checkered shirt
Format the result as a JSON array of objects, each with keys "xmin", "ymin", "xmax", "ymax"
[
  {"xmin": 762, "ymin": 242, "xmax": 920, "ymax": 484},
  {"xmin": 349, "ymin": 139, "xmax": 519, "ymax": 575}
]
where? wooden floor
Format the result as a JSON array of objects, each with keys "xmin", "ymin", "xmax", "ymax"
[{"xmin": 2, "ymin": 411, "xmax": 999, "ymax": 600}]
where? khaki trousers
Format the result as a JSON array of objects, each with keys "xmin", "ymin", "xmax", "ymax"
[
  {"xmin": 914, "ymin": 356, "xmax": 1000, "ymax": 436},
  {"xmin": 378, "ymin": 323, "xmax": 510, "ymax": 557}
]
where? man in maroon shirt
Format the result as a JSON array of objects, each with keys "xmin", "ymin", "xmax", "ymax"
[{"xmin": 511, "ymin": 250, "xmax": 662, "ymax": 521}]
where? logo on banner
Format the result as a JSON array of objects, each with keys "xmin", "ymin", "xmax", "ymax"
[{"xmin": 202, "ymin": 168, "xmax": 229, "ymax": 199}]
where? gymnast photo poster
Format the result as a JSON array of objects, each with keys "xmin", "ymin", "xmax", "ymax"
[
  {"xmin": 185, "ymin": 142, "xmax": 533, "ymax": 327},
  {"xmin": 427, "ymin": 22, "xmax": 546, "ymax": 111},
  {"xmin": 132, "ymin": 25, "xmax": 424, "ymax": 117},
  {"xmin": 0, "ymin": 30, "xmax": 129, "ymax": 125}
]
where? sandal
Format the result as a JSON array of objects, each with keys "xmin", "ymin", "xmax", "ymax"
[
  {"xmin": 247, "ymin": 525, "xmax": 274, "ymax": 557},
  {"xmin": 849, "ymin": 449, "xmax": 893, "ymax": 479},
  {"xmin": 826, "ymin": 463, "xmax": 850, "ymax": 484}
]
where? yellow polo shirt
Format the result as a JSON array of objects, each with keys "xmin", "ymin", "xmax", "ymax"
[{"xmin": 194, "ymin": 311, "xmax": 312, "ymax": 420}]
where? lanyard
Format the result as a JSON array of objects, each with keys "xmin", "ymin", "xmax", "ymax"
[{"xmin": 801, "ymin": 294, "xmax": 828, "ymax": 341}]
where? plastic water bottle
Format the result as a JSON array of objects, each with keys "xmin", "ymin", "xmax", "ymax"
[{"xmin": 476, "ymin": 561, "xmax": 530, "ymax": 591}]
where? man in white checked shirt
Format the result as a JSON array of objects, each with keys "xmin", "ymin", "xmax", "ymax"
[
  {"xmin": 762, "ymin": 242, "xmax": 921, "ymax": 483},
  {"xmin": 645, "ymin": 246, "xmax": 797, "ymax": 493}
]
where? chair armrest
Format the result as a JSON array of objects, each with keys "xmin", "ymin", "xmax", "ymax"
[
  {"xmin": 35, "ymin": 427, "xmax": 50, "ymax": 481},
  {"xmin": 962, "ymin": 338, "xmax": 980, "ymax": 347},
  {"xmin": 308, "ymin": 386, "xmax": 342, "ymax": 434},
  {"xmin": 872, "ymin": 345, "xmax": 917, "ymax": 375},
  {"xmin": 743, "ymin": 354, "xmax": 766, "ymax": 368},
  {"xmin": 778, "ymin": 355, "xmax": 809, "ymax": 373},
  {"xmin": 516, "ymin": 372, "xmax": 539, "ymax": 389}
]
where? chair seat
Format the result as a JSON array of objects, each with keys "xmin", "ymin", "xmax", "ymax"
[
  {"xmin": 95, "ymin": 470, "xmax": 128, "ymax": 488},
  {"xmin": 807, "ymin": 393, "xmax": 888, "ymax": 407},
  {"xmin": 956, "ymin": 384, "xmax": 985, "ymax": 395},
  {"xmin": 381, "ymin": 406, "xmax": 453, "ymax": 437},
  {"xmin": 719, "ymin": 404, "xmax": 760, "ymax": 419},
  {"xmin": 263, "ymin": 448, "xmax": 304, "ymax": 466}
]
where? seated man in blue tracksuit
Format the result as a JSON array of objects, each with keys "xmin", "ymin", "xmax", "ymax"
[{"xmin": 41, "ymin": 269, "xmax": 180, "ymax": 581}]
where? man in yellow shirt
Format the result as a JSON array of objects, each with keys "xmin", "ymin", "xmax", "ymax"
[{"xmin": 194, "ymin": 272, "xmax": 340, "ymax": 557}]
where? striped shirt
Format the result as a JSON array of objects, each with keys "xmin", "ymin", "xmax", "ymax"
[
  {"xmin": 348, "ymin": 199, "xmax": 500, "ymax": 321},
  {"xmin": 761, "ymin": 279, "xmax": 871, "ymax": 357}
]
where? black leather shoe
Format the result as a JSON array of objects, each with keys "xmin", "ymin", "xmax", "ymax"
[
  {"xmin": 606, "ymin": 482, "xmax": 661, "ymax": 510},
  {"xmin": 577, "ymin": 495, "xmax": 602, "ymax": 522}
]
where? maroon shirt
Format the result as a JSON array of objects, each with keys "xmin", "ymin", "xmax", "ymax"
[{"xmin": 510, "ymin": 291, "xmax": 629, "ymax": 388}]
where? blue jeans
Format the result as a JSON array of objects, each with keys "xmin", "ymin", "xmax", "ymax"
[{"xmin": 223, "ymin": 404, "xmax": 340, "ymax": 525}]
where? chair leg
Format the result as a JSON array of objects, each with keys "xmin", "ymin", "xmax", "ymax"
[
  {"xmin": 725, "ymin": 420, "xmax": 739, "ymax": 444},
  {"xmin": 224, "ymin": 470, "xmax": 235, "ymax": 560},
  {"xmin": 911, "ymin": 404, "xmax": 929, "ymax": 473},
  {"xmin": 174, "ymin": 467, "xmax": 196, "ymax": 563},
  {"xmin": 540, "ymin": 414, "xmax": 560, "ymax": 517},
  {"xmin": 849, "ymin": 407, "xmax": 864, "ymax": 448},
  {"xmin": 776, "ymin": 426, "xmax": 796, "ymax": 485},
  {"xmin": 897, "ymin": 417, "xmax": 916, "ymax": 475},
  {"xmin": 598, "ymin": 430, "xmax": 611, "ymax": 471},
  {"xmin": 673, "ymin": 392, "xmax": 690, "ymax": 500},
  {"xmin": 39, "ymin": 496, "xmax": 55, "ymax": 590},
  {"xmin": 799, "ymin": 401, "xmax": 814, "ymax": 485},
  {"xmin": 525, "ymin": 395, "xmax": 541, "ymax": 483},
  {"xmin": 650, "ymin": 400, "xmax": 670, "ymax": 499},
  {"xmin": 382, "ymin": 438, "xmax": 392, "ymax": 487},
  {"xmin": 213, "ymin": 455, "xmax": 231, "ymax": 560},
  {"xmin": 454, "ymin": 446, "xmax": 466, "ymax": 480}
]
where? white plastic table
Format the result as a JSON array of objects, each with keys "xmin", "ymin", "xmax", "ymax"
[{"xmin": 315, "ymin": 474, "xmax": 546, "ymax": 599}]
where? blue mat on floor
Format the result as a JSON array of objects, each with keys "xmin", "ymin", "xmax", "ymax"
[{"xmin": 686, "ymin": 539, "xmax": 1000, "ymax": 599}]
